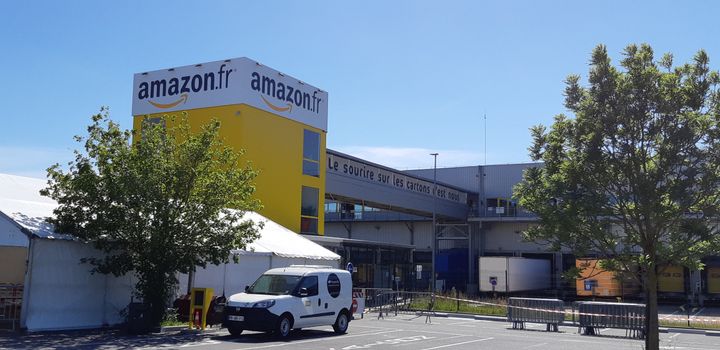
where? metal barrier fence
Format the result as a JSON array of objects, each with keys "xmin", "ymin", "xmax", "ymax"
[
  {"xmin": 353, "ymin": 288, "xmax": 393, "ymax": 310},
  {"xmin": 577, "ymin": 301, "xmax": 646, "ymax": 339},
  {"xmin": 348, "ymin": 290, "xmax": 670, "ymax": 339},
  {"xmin": 507, "ymin": 297, "xmax": 565, "ymax": 332},
  {"xmin": 0, "ymin": 285, "xmax": 23, "ymax": 331},
  {"xmin": 352, "ymin": 290, "xmax": 437, "ymax": 319}
]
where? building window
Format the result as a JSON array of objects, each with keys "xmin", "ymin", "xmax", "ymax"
[
  {"xmin": 301, "ymin": 186, "xmax": 319, "ymax": 234},
  {"xmin": 302, "ymin": 129, "xmax": 320, "ymax": 177}
]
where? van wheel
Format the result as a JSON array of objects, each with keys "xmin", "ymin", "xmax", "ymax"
[
  {"xmin": 333, "ymin": 311, "xmax": 349, "ymax": 334},
  {"xmin": 228, "ymin": 325, "xmax": 243, "ymax": 337},
  {"xmin": 276, "ymin": 314, "xmax": 292, "ymax": 338}
]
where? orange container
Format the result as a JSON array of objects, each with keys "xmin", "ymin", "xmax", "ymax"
[{"xmin": 576, "ymin": 259, "xmax": 638, "ymax": 297}]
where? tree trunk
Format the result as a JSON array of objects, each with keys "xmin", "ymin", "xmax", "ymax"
[{"xmin": 645, "ymin": 266, "xmax": 660, "ymax": 350}]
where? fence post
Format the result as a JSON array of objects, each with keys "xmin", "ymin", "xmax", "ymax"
[
  {"xmin": 395, "ymin": 291, "xmax": 399, "ymax": 316},
  {"xmin": 456, "ymin": 289, "xmax": 460, "ymax": 312}
]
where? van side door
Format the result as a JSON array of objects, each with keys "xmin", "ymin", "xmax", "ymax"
[{"xmin": 294, "ymin": 275, "xmax": 319, "ymax": 328}]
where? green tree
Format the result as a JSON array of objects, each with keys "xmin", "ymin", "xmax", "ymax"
[
  {"xmin": 41, "ymin": 109, "xmax": 261, "ymax": 328},
  {"xmin": 514, "ymin": 44, "xmax": 720, "ymax": 349}
]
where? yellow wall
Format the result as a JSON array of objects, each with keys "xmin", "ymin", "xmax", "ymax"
[
  {"xmin": 0, "ymin": 246, "xmax": 27, "ymax": 284},
  {"xmin": 133, "ymin": 104, "xmax": 326, "ymax": 235},
  {"xmin": 708, "ymin": 267, "xmax": 720, "ymax": 294},
  {"xmin": 657, "ymin": 265, "xmax": 685, "ymax": 293}
]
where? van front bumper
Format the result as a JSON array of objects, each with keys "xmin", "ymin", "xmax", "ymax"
[{"xmin": 223, "ymin": 306, "xmax": 280, "ymax": 332}]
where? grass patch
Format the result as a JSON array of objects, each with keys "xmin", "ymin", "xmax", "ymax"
[
  {"xmin": 660, "ymin": 319, "xmax": 720, "ymax": 330},
  {"xmin": 408, "ymin": 294, "xmax": 507, "ymax": 317},
  {"xmin": 160, "ymin": 320, "xmax": 186, "ymax": 327},
  {"xmin": 161, "ymin": 307, "xmax": 185, "ymax": 327}
]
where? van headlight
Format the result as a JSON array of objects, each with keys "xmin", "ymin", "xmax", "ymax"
[{"xmin": 252, "ymin": 300, "xmax": 276, "ymax": 308}]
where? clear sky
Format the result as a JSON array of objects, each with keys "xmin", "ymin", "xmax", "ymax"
[{"xmin": 1, "ymin": 0, "xmax": 719, "ymax": 177}]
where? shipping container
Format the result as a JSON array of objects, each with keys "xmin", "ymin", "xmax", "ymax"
[
  {"xmin": 575, "ymin": 259, "xmax": 639, "ymax": 297},
  {"xmin": 479, "ymin": 257, "xmax": 551, "ymax": 292},
  {"xmin": 657, "ymin": 265, "xmax": 685, "ymax": 294},
  {"xmin": 708, "ymin": 267, "xmax": 720, "ymax": 294}
]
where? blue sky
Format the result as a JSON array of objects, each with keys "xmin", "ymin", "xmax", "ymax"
[{"xmin": 1, "ymin": 1, "xmax": 719, "ymax": 177}]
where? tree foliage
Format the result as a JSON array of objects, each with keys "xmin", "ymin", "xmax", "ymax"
[
  {"xmin": 514, "ymin": 44, "xmax": 720, "ymax": 349},
  {"xmin": 41, "ymin": 109, "xmax": 261, "ymax": 326}
]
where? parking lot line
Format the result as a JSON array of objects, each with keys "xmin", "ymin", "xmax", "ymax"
[
  {"xmin": 231, "ymin": 329, "xmax": 402, "ymax": 350},
  {"xmin": 388, "ymin": 327, "xmax": 478, "ymax": 338},
  {"xmin": 392, "ymin": 334, "xmax": 470, "ymax": 347},
  {"xmin": 418, "ymin": 337, "xmax": 494, "ymax": 350}
]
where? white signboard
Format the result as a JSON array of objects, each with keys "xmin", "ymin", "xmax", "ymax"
[
  {"xmin": 132, "ymin": 57, "xmax": 328, "ymax": 131},
  {"xmin": 327, "ymin": 153, "xmax": 468, "ymax": 204}
]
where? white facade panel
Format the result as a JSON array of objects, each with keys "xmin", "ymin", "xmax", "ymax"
[
  {"xmin": 483, "ymin": 222, "xmax": 549, "ymax": 252},
  {"xmin": 0, "ymin": 216, "xmax": 28, "ymax": 247}
]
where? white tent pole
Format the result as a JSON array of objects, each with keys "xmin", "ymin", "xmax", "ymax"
[{"xmin": 19, "ymin": 236, "xmax": 36, "ymax": 329}]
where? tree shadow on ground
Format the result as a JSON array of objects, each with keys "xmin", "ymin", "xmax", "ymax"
[
  {"xmin": 213, "ymin": 328, "xmax": 344, "ymax": 344},
  {"xmin": 0, "ymin": 328, "xmax": 216, "ymax": 350}
]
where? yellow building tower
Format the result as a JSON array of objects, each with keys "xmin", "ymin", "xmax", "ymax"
[{"xmin": 131, "ymin": 58, "xmax": 328, "ymax": 235}]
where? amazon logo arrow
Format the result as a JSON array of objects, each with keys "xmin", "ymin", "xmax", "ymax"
[
  {"xmin": 148, "ymin": 93, "xmax": 188, "ymax": 109},
  {"xmin": 261, "ymin": 95, "xmax": 293, "ymax": 113}
]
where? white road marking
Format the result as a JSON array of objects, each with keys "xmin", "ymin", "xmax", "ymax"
[
  {"xmin": 231, "ymin": 329, "xmax": 402, "ymax": 350},
  {"xmin": 418, "ymin": 337, "xmax": 494, "ymax": 350},
  {"xmin": 343, "ymin": 335, "xmax": 436, "ymax": 349},
  {"xmin": 389, "ymin": 328, "xmax": 477, "ymax": 337},
  {"xmin": 522, "ymin": 343, "xmax": 548, "ymax": 349},
  {"xmin": 670, "ymin": 333, "xmax": 681, "ymax": 339},
  {"xmin": 393, "ymin": 335, "xmax": 470, "ymax": 347}
]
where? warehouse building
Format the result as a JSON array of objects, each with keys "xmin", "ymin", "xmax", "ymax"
[
  {"xmin": 313, "ymin": 154, "xmax": 561, "ymax": 295},
  {"xmin": 315, "ymin": 155, "xmax": 720, "ymax": 303}
]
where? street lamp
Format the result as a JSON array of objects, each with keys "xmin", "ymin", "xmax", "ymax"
[{"xmin": 430, "ymin": 152, "xmax": 438, "ymax": 293}]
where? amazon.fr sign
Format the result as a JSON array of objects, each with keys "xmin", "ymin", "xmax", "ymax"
[
  {"xmin": 327, "ymin": 153, "xmax": 468, "ymax": 204},
  {"xmin": 132, "ymin": 57, "xmax": 328, "ymax": 132}
]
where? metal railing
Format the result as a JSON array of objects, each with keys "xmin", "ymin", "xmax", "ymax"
[
  {"xmin": 576, "ymin": 301, "xmax": 646, "ymax": 339},
  {"xmin": 353, "ymin": 289, "xmax": 434, "ymax": 317},
  {"xmin": 354, "ymin": 291, "xmax": 655, "ymax": 339},
  {"xmin": 0, "ymin": 286, "xmax": 23, "ymax": 331},
  {"xmin": 508, "ymin": 297, "xmax": 565, "ymax": 331}
]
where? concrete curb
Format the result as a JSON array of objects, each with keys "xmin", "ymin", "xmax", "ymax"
[{"xmin": 157, "ymin": 325, "xmax": 187, "ymax": 333}]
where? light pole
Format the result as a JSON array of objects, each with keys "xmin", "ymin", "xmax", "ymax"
[{"xmin": 430, "ymin": 153, "xmax": 438, "ymax": 292}]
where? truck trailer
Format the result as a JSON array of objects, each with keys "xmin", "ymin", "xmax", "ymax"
[{"xmin": 479, "ymin": 257, "xmax": 551, "ymax": 293}]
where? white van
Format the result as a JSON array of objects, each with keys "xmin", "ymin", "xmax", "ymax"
[{"xmin": 223, "ymin": 265, "xmax": 352, "ymax": 338}]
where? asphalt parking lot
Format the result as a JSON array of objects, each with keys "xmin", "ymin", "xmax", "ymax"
[{"xmin": 1, "ymin": 313, "xmax": 719, "ymax": 350}]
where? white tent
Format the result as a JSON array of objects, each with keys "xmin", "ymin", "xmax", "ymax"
[
  {"xmin": 0, "ymin": 173, "xmax": 339, "ymax": 331},
  {"xmin": 185, "ymin": 211, "xmax": 340, "ymax": 297}
]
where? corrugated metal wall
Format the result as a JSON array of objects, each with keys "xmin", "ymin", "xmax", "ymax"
[
  {"xmin": 325, "ymin": 221, "xmax": 433, "ymax": 248},
  {"xmin": 405, "ymin": 166, "xmax": 480, "ymax": 193},
  {"xmin": 483, "ymin": 222, "xmax": 547, "ymax": 253},
  {"xmin": 481, "ymin": 163, "xmax": 540, "ymax": 199}
]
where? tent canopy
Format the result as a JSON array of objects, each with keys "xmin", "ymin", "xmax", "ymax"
[
  {"xmin": 239, "ymin": 211, "xmax": 339, "ymax": 260},
  {"xmin": 0, "ymin": 173, "xmax": 66, "ymax": 240},
  {"xmin": 0, "ymin": 173, "xmax": 339, "ymax": 260}
]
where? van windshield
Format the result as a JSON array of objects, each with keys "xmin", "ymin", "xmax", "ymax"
[{"xmin": 247, "ymin": 274, "xmax": 302, "ymax": 295}]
